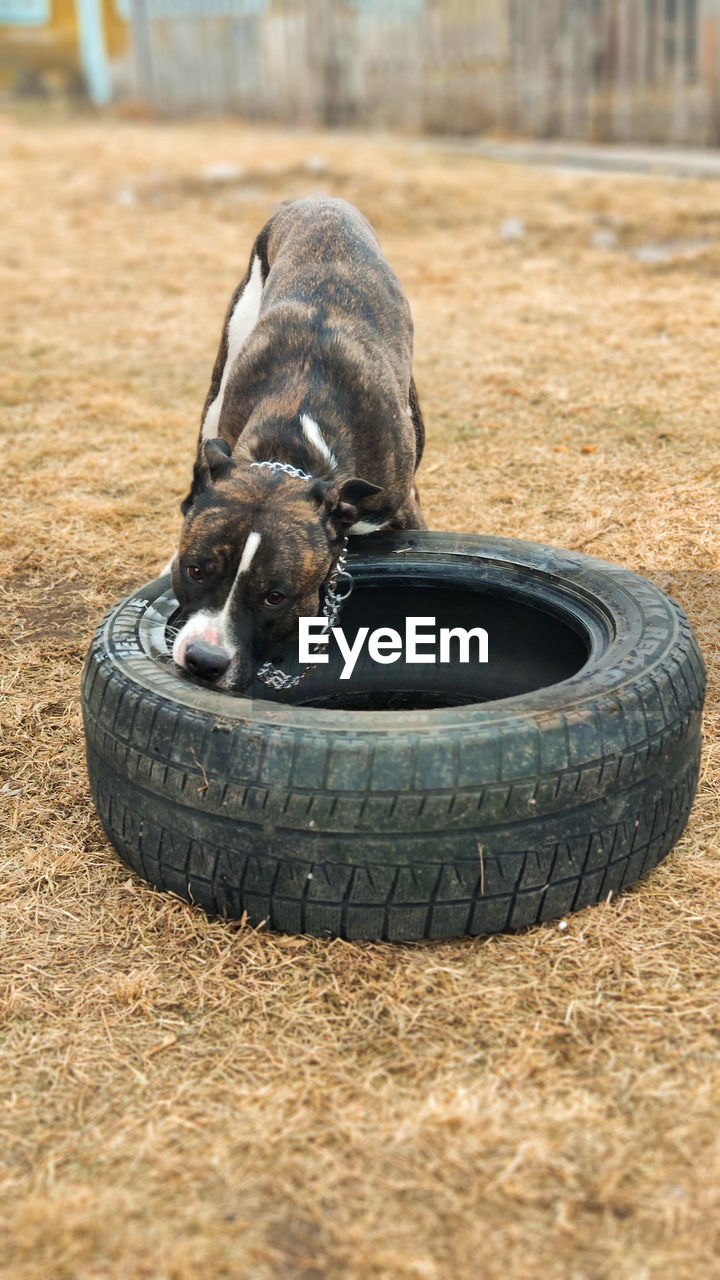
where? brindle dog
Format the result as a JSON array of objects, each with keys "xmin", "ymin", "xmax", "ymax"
[{"xmin": 171, "ymin": 196, "xmax": 425, "ymax": 692}]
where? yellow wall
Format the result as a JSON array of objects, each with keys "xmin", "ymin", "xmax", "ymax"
[{"xmin": 0, "ymin": 0, "xmax": 128, "ymax": 86}]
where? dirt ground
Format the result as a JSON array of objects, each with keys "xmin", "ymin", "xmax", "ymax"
[{"xmin": 2, "ymin": 111, "xmax": 720, "ymax": 1279}]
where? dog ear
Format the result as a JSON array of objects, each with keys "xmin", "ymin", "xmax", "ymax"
[
  {"xmin": 202, "ymin": 437, "xmax": 233, "ymax": 483},
  {"xmin": 181, "ymin": 439, "xmax": 233, "ymax": 515},
  {"xmin": 313, "ymin": 477, "xmax": 382, "ymax": 536},
  {"xmin": 337, "ymin": 479, "xmax": 382, "ymax": 506}
]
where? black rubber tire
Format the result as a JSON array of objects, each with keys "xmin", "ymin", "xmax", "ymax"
[{"xmin": 81, "ymin": 531, "xmax": 706, "ymax": 941}]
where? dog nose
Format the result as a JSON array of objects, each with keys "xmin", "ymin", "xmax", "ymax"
[{"xmin": 184, "ymin": 641, "xmax": 231, "ymax": 683}]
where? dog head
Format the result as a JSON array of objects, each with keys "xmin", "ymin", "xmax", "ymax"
[{"xmin": 171, "ymin": 439, "xmax": 380, "ymax": 691}]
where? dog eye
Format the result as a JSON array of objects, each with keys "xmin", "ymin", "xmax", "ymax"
[
  {"xmin": 265, "ymin": 590, "xmax": 287, "ymax": 607},
  {"xmin": 186, "ymin": 564, "xmax": 205, "ymax": 583}
]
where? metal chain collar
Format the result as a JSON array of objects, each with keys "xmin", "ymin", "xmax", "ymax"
[
  {"xmin": 249, "ymin": 459, "xmax": 314, "ymax": 483},
  {"xmin": 250, "ymin": 459, "xmax": 353, "ymax": 692}
]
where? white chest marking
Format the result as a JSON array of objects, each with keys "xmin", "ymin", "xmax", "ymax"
[
  {"xmin": 301, "ymin": 413, "xmax": 337, "ymax": 470},
  {"xmin": 202, "ymin": 254, "xmax": 264, "ymax": 441},
  {"xmin": 348, "ymin": 518, "xmax": 391, "ymax": 535}
]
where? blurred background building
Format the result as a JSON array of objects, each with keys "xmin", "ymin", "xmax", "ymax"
[{"xmin": 2, "ymin": 0, "xmax": 720, "ymax": 145}]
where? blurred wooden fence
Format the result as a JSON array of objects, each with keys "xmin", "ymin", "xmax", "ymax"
[{"xmin": 129, "ymin": 0, "xmax": 720, "ymax": 145}]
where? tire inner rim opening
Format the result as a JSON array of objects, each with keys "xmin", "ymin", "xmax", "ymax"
[{"xmin": 166, "ymin": 574, "xmax": 593, "ymax": 711}]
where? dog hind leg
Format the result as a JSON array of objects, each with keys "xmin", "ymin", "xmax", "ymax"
[
  {"xmin": 408, "ymin": 375, "xmax": 425, "ymax": 470},
  {"xmin": 385, "ymin": 378, "xmax": 428, "ymax": 529}
]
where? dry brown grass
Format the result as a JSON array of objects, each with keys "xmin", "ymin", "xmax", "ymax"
[{"xmin": 2, "ymin": 110, "xmax": 720, "ymax": 1279}]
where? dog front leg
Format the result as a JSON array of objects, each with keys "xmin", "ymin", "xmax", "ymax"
[{"xmin": 389, "ymin": 485, "xmax": 427, "ymax": 531}]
